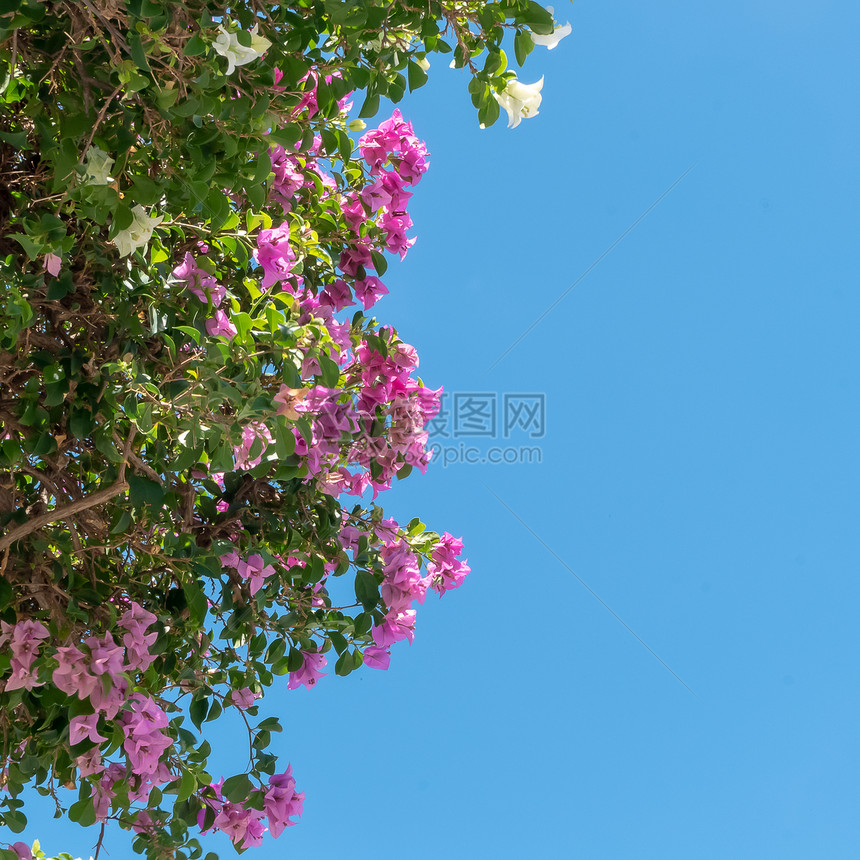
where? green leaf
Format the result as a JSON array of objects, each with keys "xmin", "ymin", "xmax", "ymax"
[
  {"xmin": 222, "ymin": 773, "xmax": 253, "ymax": 802},
  {"xmin": 183, "ymin": 33, "xmax": 206, "ymax": 56},
  {"xmin": 523, "ymin": 1, "xmax": 554, "ymax": 34},
  {"xmin": 1, "ymin": 809, "xmax": 26, "ymax": 832},
  {"xmin": 369, "ymin": 249, "xmax": 388, "ymax": 276},
  {"xmin": 183, "ymin": 581, "xmax": 208, "ymax": 627},
  {"xmin": 317, "ymin": 352, "xmax": 340, "ymax": 388},
  {"xmin": 478, "ymin": 96, "xmax": 500, "ymax": 128},
  {"xmin": 190, "ymin": 695, "xmax": 209, "ymax": 730},
  {"xmin": 358, "ymin": 93, "xmax": 379, "ymax": 119},
  {"xmin": 407, "ymin": 60, "xmax": 428, "ymax": 92},
  {"xmin": 0, "ymin": 577, "xmax": 13, "ymax": 611},
  {"xmin": 515, "ymin": 29, "xmax": 535, "ymax": 66},
  {"xmin": 178, "ymin": 769, "xmax": 196, "ymax": 802},
  {"xmin": 0, "ymin": 129, "xmax": 29, "ymax": 149},
  {"xmin": 127, "ymin": 473, "xmax": 164, "ymax": 508},
  {"xmin": 354, "ymin": 570, "xmax": 379, "ymax": 610},
  {"xmin": 334, "ymin": 650, "xmax": 356, "ymax": 676},
  {"xmin": 128, "ymin": 31, "xmax": 152, "ymax": 72}
]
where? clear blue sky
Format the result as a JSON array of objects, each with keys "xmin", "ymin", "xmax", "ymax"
[{"xmin": 21, "ymin": 1, "xmax": 860, "ymax": 857}]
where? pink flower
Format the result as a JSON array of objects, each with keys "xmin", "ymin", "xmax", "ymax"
[
  {"xmin": 426, "ymin": 532, "xmax": 470, "ymax": 595},
  {"xmin": 90, "ymin": 673, "xmax": 127, "ymax": 719},
  {"xmin": 53, "ymin": 644, "xmax": 99, "ymax": 700},
  {"xmin": 256, "ymin": 223, "xmax": 296, "ymax": 289},
  {"xmin": 76, "ymin": 747, "xmax": 105, "ymax": 777},
  {"xmin": 173, "ymin": 252, "xmax": 225, "ymax": 305},
  {"xmin": 362, "ymin": 645, "xmax": 390, "ymax": 670},
  {"xmin": 287, "ymin": 650, "xmax": 327, "ymax": 690},
  {"xmin": 121, "ymin": 694, "xmax": 173, "ymax": 776},
  {"xmin": 69, "ymin": 713, "xmax": 108, "ymax": 746},
  {"xmin": 213, "ymin": 803, "xmax": 266, "ymax": 848},
  {"xmin": 85, "ymin": 633, "xmax": 125, "ymax": 676},
  {"xmin": 11, "ymin": 842, "xmax": 32, "ymax": 860},
  {"xmin": 230, "ymin": 687, "xmax": 258, "ymax": 710},
  {"xmin": 42, "ymin": 253, "xmax": 61, "ymax": 277},
  {"xmin": 220, "ymin": 550, "xmax": 241, "ymax": 569},
  {"xmin": 372, "ymin": 609, "xmax": 416, "ymax": 647},
  {"xmin": 265, "ymin": 765, "xmax": 304, "ymax": 837},
  {"xmin": 237, "ymin": 554, "xmax": 277, "ymax": 595},
  {"xmin": 205, "ymin": 309, "xmax": 237, "ymax": 339},
  {"xmin": 353, "ymin": 276, "xmax": 388, "ymax": 309}
]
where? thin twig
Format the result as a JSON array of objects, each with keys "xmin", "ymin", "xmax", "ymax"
[
  {"xmin": 81, "ymin": 82, "xmax": 123, "ymax": 158},
  {"xmin": 93, "ymin": 820, "xmax": 106, "ymax": 860}
]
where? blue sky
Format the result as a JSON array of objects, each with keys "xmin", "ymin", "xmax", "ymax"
[{"xmin": 20, "ymin": 1, "xmax": 860, "ymax": 858}]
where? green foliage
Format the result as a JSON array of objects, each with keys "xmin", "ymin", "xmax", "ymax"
[{"xmin": 0, "ymin": 0, "xmax": 561, "ymax": 856}]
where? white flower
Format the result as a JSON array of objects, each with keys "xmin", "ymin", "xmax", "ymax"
[
  {"xmin": 82, "ymin": 146, "xmax": 114, "ymax": 185},
  {"xmin": 493, "ymin": 77, "xmax": 544, "ymax": 129},
  {"xmin": 213, "ymin": 23, "xmax": 272, "ymax": 75},
  {"xmin": 112, "ymin": 205, "xmax": 163, "ymax": 257},
  {"xmin": 416, "ymin": 56, "xmax": 431, "ymax": 72},
  {"xmin": 530, "ymin": 7, "xmax": 571, "ymax": 50}
]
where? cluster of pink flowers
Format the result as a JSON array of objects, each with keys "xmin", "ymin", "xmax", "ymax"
[
  {"xmin": 172, "ymin": 250, "xmax": 235, "ymax": 338},
  {"xmin": 337, "ymin": 516, "xmax": 469, "ymax": 671},
  {"xmin": 357, "ymin": 108, "xmax": 428, "ymax": 259},
  {"xmin": 47, "ymin": 601, "xmax": 174, "ymax": 819},
  {"xmin": 199, "ymin": 766, "xmax": 304, "ymax": 848},
  {"xmin": 256, "ymin": 222, "xmax": 299, "ymax": 290},
  {"xmin": 269, "ymin": 138, "xmax": 337, "ymax": 216},
  {"xmin": 0, "ymin": 619, "xmax": 49, "ymax": 691},
  {"xmin": 426, "ymin": 533, "xmax": 471, "ymax": 595},
  {"xmin": 221, "ymin": 550, "xmax": 278, "ymax": 596}
]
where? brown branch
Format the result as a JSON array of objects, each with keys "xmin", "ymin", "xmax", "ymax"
[
  {"xmin": 0, "ymin": 427, "xmax": 135, "ymax": 552},
  {"xmin": 81, "ymin": 82, "xmax": 123, "ymax": 160},
  {"xmin": 0, "ymin": 478, "xmax": 129, "ymax": 552}
]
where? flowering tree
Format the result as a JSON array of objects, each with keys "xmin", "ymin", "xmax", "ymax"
[{"xmin": 0, "ymin": 0, "xmax": 568, "ymax": 858}]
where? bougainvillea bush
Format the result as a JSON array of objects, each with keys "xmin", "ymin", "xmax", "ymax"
[{"xmin": 0, "ymin": 0, "xmax": 568, "ymax": 857}]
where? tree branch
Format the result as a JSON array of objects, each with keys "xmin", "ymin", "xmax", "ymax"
[
  {"xmin": 0, "ymin": 478, "xmax": 129, "ymax": 553},
  {"xmin": 0, "ymin": 428, "xmax": 136, "ymax": 553}
]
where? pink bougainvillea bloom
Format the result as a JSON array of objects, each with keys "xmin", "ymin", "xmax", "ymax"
[
  {"xmin": 53, "ymin": 644, "xmax": 100, "ymax": 700},
  {"xmin": 233, "ymin": 422, "xmax": 274, "ymax": 471},
  {"xmin": 4, "ymin": 665, "xmax": 43, "ymax": 691},
  {"xmin": 90, "ymin": 673, "xmax": 127, "ymax": 719},
  {"xmin": 426, "ymin": 532, "xmax": 471, "ymax": 595},
  {"xmin": 42, "ymin": 253, "xmax": 61, "ymax": 277},
  {"xmin": 11, "ymin": 842, "xmax": 32, "ymax": 860},
  {"xmin": 236, "ymin": 553, "xmax": 275, "ymax": 595},
  {"xmin": 287, "ymin": 651, "xmax": 327, "ymax": 690},
  {"xmin": 69, "ymin": 713, "xmax": 108, "ymax": 746},
  {"xmin": 220, "ymin": 549, "xmax": 241, "ymax": 569},
  {"xmin": 230, "ymin": 687, "xmax": 258, "ymax": 710},
  {"xmin": 90, "ymin": 762, "xmax": 125, "ymax": 821},
  {"xmin": 265, "ymin": 766, "xmax": 304, "ymax": 838},
  {"xmin": 121, "ymin": 693, "xmax": 173, "ymax": 776},
  {"xmin": 256, "ymin": 223, "xmax": 296, "ymax": 289},
  {"xmin": 353, "ymin": 276, "xmax": 388, "ymax": 310},
  {"xmin": 372, "ymin": 609, "xmax": 416, "ymax": 647},
  {"xmin": 76, "ymin": 747, "xmax": 105, "ymax": 778},
  {"xmin": 172, "ymin": 251, "xmax": 226, "ymax": 306},
  {"xmin": 362, "ymin": 646, "xmax": 390, "ymax": 670},
  {"xmin": 85, "ymin": 633, "xmax": 125, "ymax": 676},
  {"xmin": 213, "ymin": 803, "xmax": 266, "ymax": 848},
  {"xmin": 205, "ymin": 308, "xmax": 237, "ymax": 339}
]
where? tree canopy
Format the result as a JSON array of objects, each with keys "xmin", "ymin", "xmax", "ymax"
[{"xmin": 0, "ymin": 0, "xmax": 568, "ymax": 857}]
